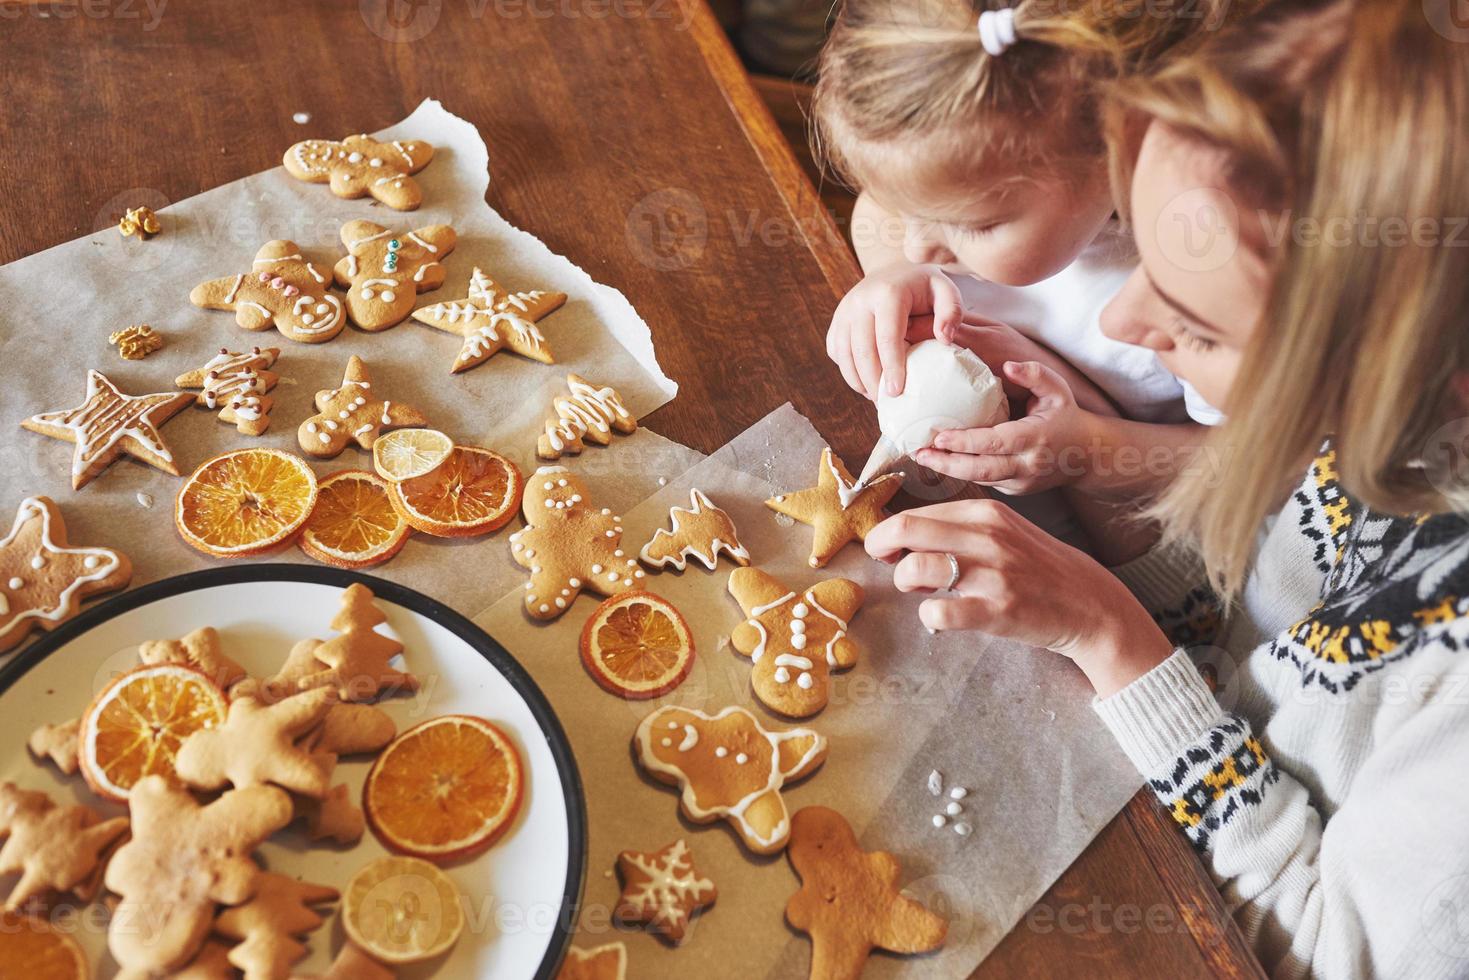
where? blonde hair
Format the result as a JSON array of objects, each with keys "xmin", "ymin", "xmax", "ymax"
[
  {"xmin": 1110, "ymin": 0, "xmax": 1469, "ymax": 595},
  {"xmin": 813, "ymin": 0, "xmax": 1252, "ymax": 186}
]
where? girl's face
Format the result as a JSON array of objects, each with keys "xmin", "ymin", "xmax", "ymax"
[
  {"xmin": 865, "ymin": 153, "xmax": 1115, "ymax": 287},
  {"xmin": 1099, "ymin": 123, "xmax": 1275, "ymax": 412}
]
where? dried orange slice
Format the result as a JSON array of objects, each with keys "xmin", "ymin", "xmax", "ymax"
[
  {"xmin": 0, "ymin": 914, "xmax": 87, "ymax": 979},
  {"xmin": 580, "ymin": 591, "xmax": 694, "ymax": 699},
  {"xmin": 373, "ymin": 428, "xmax": 454, "ymax": 482},
  {"xmin": 78, "ymin": 663, "xmax": 227, "ymax": 802},
  {"xmin": 342, "ymin": 856, "xmax": 464, "ymax": 965},
  {"xmin": 176, "ymin": 448, "xmax": 318, "ymax": 557},
  {"xmin": 387, "ymin": 446, "xmax": 522, "ymax": 538},
  {"xmin": 364, "ymin": 715, "xmax": 524, "ymax": 862},
  {"xmin": 301, "ymin": 470, "xmax": 411, "ymax": 569}
]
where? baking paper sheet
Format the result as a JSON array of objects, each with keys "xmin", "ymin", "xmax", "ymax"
[
  {"xmin": 0, "ymin": 99, "xmax": 683, "ymax": 613},
  {"xmin": 474, "ymin": 403, "xmax": 1141, "ymax": 978}
]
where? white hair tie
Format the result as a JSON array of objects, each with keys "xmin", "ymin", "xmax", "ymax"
[{"xmin": 978, "ymin": 8, "xmax": 1017, "ymax": 57}]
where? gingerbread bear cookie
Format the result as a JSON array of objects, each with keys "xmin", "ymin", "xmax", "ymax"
[
  {"xmin": 23, "ymin": 371, "xmax": 193, "ymax": 490},
  {"xmin": 176, "ymin": 346, "xmax": 281, "ymax": 437},
  {"xmin": 634, "ymin": 705, "xmax": 827, "ymax": 855},
  {"xmin": 138, "ymin": 625, "xmax": 249, "ymax": 690},
  {"xmin": 0, "ymin": 782, "xmax": 129, "ymax": 912},
  {"xmin": 640, "ymin": 488, "xmax": 750, "ymax": 572},
  {"xmin": 215, "ymin": 870, "xmax": 339, "ymax": 979},
  {"xmin": 175, "ymin": 688, "xmax": 337, "ymax": 797},
  {"xmin": 510, "ymin": 466, "xmax": 646, "ymax": 620},
  {"xmin": 298, "ymin": 356, "xmax": 429, "ymax": 459},
  {"xmin": 412, "ymin": 267, "xmax": 567, "ymax": 373},
  {"xmin": 766, "ymin": 448, "xmax": 904, "ymax": 568},
  {"xmin": 0, "ymin": 496, "xmax": 131, "ymax": 653},
  {"xmin": 191, "ymin": 240, "xmax": 345, "ymax": 344},
  {"xmin": 785, "ymin": 806, "xmax": 948, "ymax": 980},
  {"xmin": 615, "ymin": 838, "xmax": 716, "ymax": 945},
  {"xmin": 105, "ymin": 776, "xmax": 293, "ymax": 975},
  {"xmin": 536, "ymin": 374, "xmax": 638, "ymax": 460},
  {"xmin": 285, "ymin": 134, "xmax": 435, "ymax": 210},
  {"xmin": 728, "ymin": 567, "xmax": 864, "ymax": 719},
  {"xmin": 333, "ymin": 220, "xmax": 455, "ymax": 331}
]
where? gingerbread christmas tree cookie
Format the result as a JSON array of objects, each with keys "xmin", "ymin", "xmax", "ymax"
[
  {"xmin": 509, "ymin": 466, "xmax": 645, "ymax": 620},
  {"xmin": 640, "ymin": 488, "xmax": 750, "ymax": 571},
  {"xmin": 191, "ymin": 240, "xmax": 345, "ymax": 344},
  {"xmin": 536, "ymin": 374, "xmax": 638, "ymax": 460},
  {"xmin": 0, "ymin": 496, "xmax": 131, "ymax": 653},
  {"xmin": 298, "ymin": 356, "xmax": 429, "ymax": 459},
  {"xmin": 615, "ymin": 839, "xmax": 717, "ymax": 944},
  {"xmin": 284, "ymin": 134, "xmax": 435, "ymax": 210},
  {"xmin": 214, "ymin": 870, "xmax": 339, "ymax": 979},
  {"xmin": 296, "ymin": 582, "xmax": 419, "ymax": 701},
  {"xmin": 766, "ymin": 447, "xmax": 903, "ymax": 568},
  {"xmin": 333, "ymin": 220, "xmax": 455, "ymax": 331},
  {"xmin": 22, "ymin": 371, "xmax": 193, "ymax": 490},
  {"xmin": 634, "ymin": 704, "xmax": 827, "ymax": 855},
  {"xmin": 176, "ymin": 347, "xmax": 281, "ymax": 437},
  {"xmin": 412, "ymin": 266, "xmax": 567, "ymax": 373},
  {"xmin": 728, "ymin": 567, "xmax": 863, "ymax": 719}
]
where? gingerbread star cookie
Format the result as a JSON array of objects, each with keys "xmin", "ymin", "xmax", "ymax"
[
  {"xmin": 786, "ymin": 806, "xmax": 948, "ymax": 980},
  {"xmin": 728, "ymin": 567, "xmax": 863, "ymax": 719},
  {"xmin": 284, "ymin": 134, "xmax": 435, "ymax": 210},
  {"xmin": 298, "ymin": 355, "xmax": 429, "ymax": 459},
  {"xmin": 190, "ymin": 239, "xmax": 346, "ymax": 344},
  {"xmin": 510, "ymin": 466, "xmax": 645, "ymax": 620},
  {"xmin": 634, "ymin": 705, "xmax": 827, "ymax": 855},
  {"xmin": 215, "ymin": 870, "xmax": 339, "ymax": 979},
  {"xmin": 412, "ymin": 266, "xmax": 568, "ymax": 373},
  {"xmin": 334, "ymin": 220, "xmax": 455, "ymax": 331},
  {"xmin": 640, "ymin": 488, "xmax": 750, "ymax": 572},
  {"xmin": 0, "ymin": 496, "xmax": 131, "ymax": 653},
  {"xmin": 22, "ymin": 372, "xmax": 193, "ymax": 490},
  {"xmin": 766, "ymin": 448, "xmax": 904, "ymax": 568},
  {"xmin": 176, "ymin": 346, "xmax": 281, "ymax": 437},
  {"xmin": 106, "ymin": 777, "xmax": 292, "ymax": 975},
  {"xmin": 615, "ymin": 839, "xmax": 717, "ymax": 944},
  {"xmin": 138, "ymin": 625, "xmax": 248, "ymax": 690},
  {"xmin": 556, "ymin": 943, "xmax": 628, "ymax": 980},
  {"xmin": 536, "ymin": 374, "xmax": 638, "ymax": 460},
  {"xmin": 175, "ymin": 688, "xmax": 337, "ymax": 798},
  {"xmin": 0, "ymin": 782, "xmax": 129, "ymax": 912}
]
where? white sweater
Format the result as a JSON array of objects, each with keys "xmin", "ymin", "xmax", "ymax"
[{"xmin": 1095, "ymin": 448, "xmax": 1469, "ymax": 979}]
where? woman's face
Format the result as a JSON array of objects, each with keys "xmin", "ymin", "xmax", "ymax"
[{"xmin": 1099, "ymin": 123, "xmax": 1275, "ymax": 413}]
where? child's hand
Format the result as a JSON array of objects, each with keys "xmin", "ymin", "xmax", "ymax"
[
  {"xmin": 827, "ymin": 264, "xmax": 963, "ymax": 399},
  {"xmin": 916, "ymin": 361, "xmax": 1098, "ymax": 494}
]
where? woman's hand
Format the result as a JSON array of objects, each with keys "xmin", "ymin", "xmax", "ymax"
[
  {"xmin": 827, "ymin": 263, "xmax": 963, "ymax": 399},
  {"xmin": 864, "ymin": 498, "xmax": 1174, "ymax": 696}
]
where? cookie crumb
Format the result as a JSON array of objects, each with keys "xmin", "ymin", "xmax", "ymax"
[
  {"xmin": 927, "ymin": 770, "xmax": 943, "ymax": 796},
  {"xmin": 136, "ymin": 492, "xmax": 154, "ymax": 509},
  {"xmin": 292, "ymin": 111, "xmax": 311, "ymax": 124},
  {"xmin": 772, "ymin": 512, "xmax": 795, "ymax": 528},
  {"xmin": 953, "ymin": 821, "xmax": 972, "ymax": 837},
  {"xmin": 658, "ymin": 476, "xmax": 668, "ymax": 486},
  {"xmin": 945, "ymin": 801, "xmax": 962, "ymax": 817},
  {"xmin": 931, "ymin": 814, "xmax": 946, "ymax": 828},
  {"xmin": 949, "ymin": 786, "xmax": 967, "ymax": 800}
]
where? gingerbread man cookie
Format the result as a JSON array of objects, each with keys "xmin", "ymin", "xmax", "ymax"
[
  {"xmin": 510, "ymin": 466, "xmax": 645, "ymax": 620},
  {"xmin": 536, "ymin": 374, "xmax": 638, "ymax": 460},
  {"xmin": 191, "ymin": 240, "xmax": 346, "ymax": 344},
  {"xmin": 0, "ymin": 496, "xmax": 131, "ymax": 653},
  {"xmin": 215, "ymin": 870, "xmax": 339, "ymax": 979},
  {"xmin": 640, "ymin": 488, "xmax": 750, "ymax": 572},
  {"xmin": 615, "ymin": 839, "xmax": 717, "ymax": 945},
  {"xmin": 333, "ymin": 220, "xmax": 455, "ymax": 331},
  {"xmin": 412, "ymin": 266, "xmax": 567, "ymax": 373},
  {"xmin": 298, "ymin": 356, "xmax": 429, "ymax": 459},
  {"xmin": 634, "ymin": 705, "xmax": 827, "ymax": 855},
  {"xmin": 0, "ymin": 782, "xmax": 129, "ymax": 912},
  {"xmin": 176, "ymin": 346, "xmax": 281, "ymax": 437},
  {"xmin": 285, "ymin": 134, "xmax": 435, "ymax": 210},
  {"xmin": 105, "ymin": 776, "xmax": 293, "ymax": 976},
  {"xmin": 785, "ymin": 806, "xmax": 948, "ymax": 980},
  {"xmin": 27, "ymin": 718, "xmax": 80, "ymax": 775},
  {"xmin": 728, "ymin": 567, "xmax": 864, "ymax": 719},
  {"xmin": 766, "ymin": 448, "xmax": 904, "ymax": 568},
  {"xmin": 175, "ymin": 688, "xmax": 337, "ymax": 797},
  {"xmin": 138, "ymin": 625, "xmax": 249, "ymax": 691},
  {"xmin": 557, "ymin": 943, "xmax": 628, "ymax": 980},
  {"xmin": 23, "ymin": 371, "xmax": 193, "ymax": 490}
]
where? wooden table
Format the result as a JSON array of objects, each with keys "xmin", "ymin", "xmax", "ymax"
[{"xmin": 0, "ymin": 0, "xmax": 1262, "ymax": 975}]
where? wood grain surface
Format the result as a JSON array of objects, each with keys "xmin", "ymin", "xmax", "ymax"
[{"xmin": 0, "ymin": 0, "xmax": 1262, "ymax": 975}]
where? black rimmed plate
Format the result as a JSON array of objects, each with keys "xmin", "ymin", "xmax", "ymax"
[{"xmin": 0, "ymin": 565, "xmax": 585, "ymax": 979}]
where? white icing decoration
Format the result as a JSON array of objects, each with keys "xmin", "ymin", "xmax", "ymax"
[
  {"xmin": 945, "ymin": 801, "xmax": 962, "ymax": 816},
  {"xmin": 617, "ymin": 840, "xmax": 715, "ymax": 933},
  {"xmin": 677, "ymin": 725, "xmax": 698, "ymax": 752},
  {"xmin": 933, "ymin": 814, "xmax": 947, "ymax": 828},
  {"xmin": 406, "ymin": 231, "xmax": 438, "ymax": 253},
  {"xmin": 7, "ymin": 577, "xmax": 22, "ymax": 590},
  {"xmin": 929, "ymin": 770, "xmax": 943, "ymax": 796},
  {"xmin": 346, "ymin": 228, "xmax": 392, "ymax": 251},
  {"xmin": 950, "ymin": 786, "xmax": 967, "ymax": 800},
  {"xmin": 542, "ymin": 377, "xmax": 633, "ymax": 453},
  {"xmin": 0, "ymin": 498, "xmax": 120, "ymax": 632},
  {"xmin": 223, "ymin": 273, "xmax": 244, "ymax": 303},
  {"xmin": 26, "ymin": 372, "xmax": 182, "ymax": 479},
  {"xmin": 637, "ymin": 488, "xmax": 751, "ymax": 571},
  {"xmin": 30, "ymin": 556, "xmax": 43, "ymax": 570}
]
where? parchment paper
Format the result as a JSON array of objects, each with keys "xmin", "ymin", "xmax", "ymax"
[
  {"xmin": 0, "ymin": 99, "xmax": 685, "ymax": 613},
  {"xmin": 474, "ymin": 403, "xmax": 1141, "ymax": 978}
]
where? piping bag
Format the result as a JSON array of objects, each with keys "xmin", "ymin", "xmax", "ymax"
[{"xmin": 854, "ymin": 339, "xmax": 1009, "ymax": 490}]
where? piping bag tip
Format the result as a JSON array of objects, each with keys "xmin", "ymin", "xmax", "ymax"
[{"xmin": 854, "ymin": 435, "xmax": 907, "ymax": 492}]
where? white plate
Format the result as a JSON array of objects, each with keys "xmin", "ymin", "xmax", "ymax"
[{"xmin": 0, "ymin": 566, "xmax": 585, "ymax": 979}]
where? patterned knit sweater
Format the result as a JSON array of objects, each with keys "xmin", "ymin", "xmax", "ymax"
[{"xmin": 1095, "ymin": 450, "xmax": 1469, "ymax": 979}]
